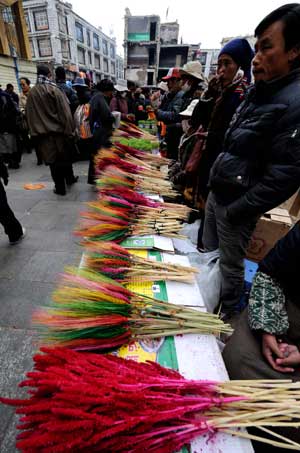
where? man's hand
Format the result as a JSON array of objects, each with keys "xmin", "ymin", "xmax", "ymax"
[
  {"xmin": 126, "ymin": 114, "xmax": 135, "ymax": 122},
  {"xmin": 262, "ymin": 333, "xmax": 286, "ymax": 372},
  {"xmin": 275, "ymin": 343, "xmax": 300, "ymax": 373}
]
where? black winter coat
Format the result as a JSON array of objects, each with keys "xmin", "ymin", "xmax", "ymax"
[
  {"xmin": 259, "ymin": 221, "xmax": 300, "ymax": 304},
  {"xmin": 209, "ymin": 69, "xmax": 300, "ymax": 222}
]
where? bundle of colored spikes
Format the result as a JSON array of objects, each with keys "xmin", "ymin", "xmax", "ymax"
[
  {"xmin": 114, "ymin": 120, "xmax": 159, "ymax": 142},
  {"xmin": 94, "ymin": 147, "xmax": 166, "ymax": 180},
  {"xmin": 33, "ymin": 267, "xmax": 232, "ymax": 351},
  {"xmin": 111, "ymin": 142, "xmax": 169, "ymax": 168},
  {"xmin": 75, "ymin": 194, "xmax": 188, "ymax": 241},
  {"xmin": 82, "ymin": 240, "xmax": 198, "ymax": 283},
  {"xmin": 3, "ymin": 347, "xmax": 300, "ymax": 452},
  {"xmin": 96, "ymin": 160, "xmax": 176, "ymax": 198}
]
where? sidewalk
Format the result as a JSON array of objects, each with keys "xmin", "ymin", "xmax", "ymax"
[{"xmin": 0, "ymin": 153, "xmax": 96, "ymax": 451}]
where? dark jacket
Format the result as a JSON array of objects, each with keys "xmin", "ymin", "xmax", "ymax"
[
  {"xmin": 89, "ymin": 91, "xmax": 114, "ymax": 149},
  {"xmin": 156, "ymin": 90, "xmax": 184, "ymax": 159},
  {"xmin": 156, "ymin": 90, "xmax": 184, "ymax": 124},
  {"xmin": 259, "ymin": 221, "xmax": 300, "ymax": 304},
  {"xmin": 56, "ymin": 81, "xmax": 78, "ymax": 113},
  {"xmin": 0, "ymin": 89, "xmax": 18, "ymax": 134},
  {"xmin": 209, "ymin": 69, "xmax": 300, "ymax": 221},
  {"xmin": 196, "ymin": 77, "xmax": 249, "ymax": 202}
]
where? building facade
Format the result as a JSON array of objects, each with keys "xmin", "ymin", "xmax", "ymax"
[
  {"xmin": 22, "ymin": 0, "xmax": 118, "ymax": 82},
  {"xmin": 124, "ymin": 11, "xmax": 190, "ymax": 85},
  {"xmin": 124, "ymin": 12, "xmax": 160, "ymax": 86},
  {"xmin": 116, "ymin": 54, "xmax": 124, "ymax": 80},
  {"xmin": 0, "ymin": 0, "xmax": 36, "ymax": 91}
]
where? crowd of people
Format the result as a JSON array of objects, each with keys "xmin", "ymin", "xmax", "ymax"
[{"xmin": 1, "ymin": 4, "xmax": 300, "ymax": 449}]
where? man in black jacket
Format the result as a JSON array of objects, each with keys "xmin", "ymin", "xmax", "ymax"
[
  {"xmin": 202, "ymin": 4, "xmax": 300, "ymax": 317},
  {"xmin": 55, "ymin": 67, "xmax": 78, "ymax": 114},
  {"xmin": 156, "ymin": 68, "xmax": 184, "ymax": 159},
  {"xmin": 88, "ymin": 79, "xmax": 114, "ymax": 184}
]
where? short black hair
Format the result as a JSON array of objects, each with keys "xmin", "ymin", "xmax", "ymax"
[
  {"xmin": 55, "ymin": 66, "xmax": 66, "ymax": 81},
  {"xmin": 255, "ymin": 4, "xmax": 300, "ymax": 52},
  {"xmin": 96, "ymin": 78, "xmax": 114, "ymax": 92},
  {"xmin": 20, "ymin": 77, "xmax": 31, "ymax": 86},
  {"xmin": 6, "ymin": 83, "xmax": 13, "ymax": 90},
  {"xmin": 127, "ymin": 80, "xmax": 136, "ymax": 90},
  {"xmin": 37, "ymin": 64, "xmax": 51, "ymax": 77}
]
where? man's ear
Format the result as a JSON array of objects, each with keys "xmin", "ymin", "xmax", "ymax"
[{"xmin": 288, "ymin": 44, "xmax": 300, "ymax": 64}]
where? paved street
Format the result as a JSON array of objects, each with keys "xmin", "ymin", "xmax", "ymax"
[{"xmin": 0, "ymin": 153, "xmax": 96, "ymax": 451}]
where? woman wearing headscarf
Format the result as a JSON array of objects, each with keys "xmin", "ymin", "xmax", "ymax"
[{"xmin": 110, "ymin": 80, "xmax": 135, "ymax": 122}]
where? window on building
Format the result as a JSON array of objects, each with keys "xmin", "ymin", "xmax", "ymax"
[
  {"xmin": 61, "ymin": 39, "xmax": 70, "ymax": 59},
  {"xmin": 110, "ymin": 44, "xmax": 115, "ymax": 59},
  {"xmin": 87, "ymin": 30, "xmax": 91, "ymax": 47},
  {"xmin": 148, "ymin": 47, "xmax": 156, "ymax": 65},
  {"xmin": 175, "ymin": 54, "xmax": 182, "ymax": 67},
  {"xmin": 103, "ymin": 58, "xmax": 108, "ymax": 73},
  {"xmin": 88, "ymin": 51, "xmax": 92, "ymax": 65},
  {"xmin": 2, "ymin": 7, "xmax": 14, "ymax": 24},
  {"xmin": 24, "ymin": 12, "xmax": 31, "ymax": 32},
  {"xmin": 37, "ymin": 38, "xmax": 52, "ymax": 57},
  {"xmin": 93, "ymin": 33, "xmax": 100, "ymax": 50},
  {"xmin": 147, "ymin": 72, "xmax": 154, "ymax": 85},
  {"xmin": 34, "ymin": 10, "xmax": 49, "ymax": 31},
  {"xmin": 29, "ymin": 39, "xmax": 35, "ymax": 57},
  {"xmin": 77, "ymin": 46, "xmax": 85, "ymax": 65},
  {"xmin": 96, "ymin": 73, "xmax": 101, "ymax": 82},
  {"xmin": 58, "ymin": 14, "xmax": 67, "ymax": 34},
  {"xmin": 75, "ymin": 22, "xmax": 84, "ymax": 43},
  {"xmin": 150, "ymin": 22, "xmax": 157, "ymax": 41},
  {"xmin": 199, "ymin": 53, "xmax": 207, "ymax": 66},
  {"xmin": 102, "ymin": 40, "xmax": 108, "ymax": 55},
  {"xmin": 94, "ymin": 54, "xmax": 100, "ymax": 69},
  {"xmin": 111, "ymin": 62, "xmax": 115, "ymax": 74}
]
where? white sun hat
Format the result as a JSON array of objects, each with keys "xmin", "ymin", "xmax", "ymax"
[
  {"xmin": 114, "ymin": 79, "xmax": 128, "ymax": 92},
  {"xmin": 157, "ymin": 81, "xmax": 168, "ymax": 92},
  {"xmin": 179, "ymin": 99, "xmax": 200, "ymax": 117},
  {"xmin": 180, "ymin": 61, "xmax": 205, "ymax": 81}
]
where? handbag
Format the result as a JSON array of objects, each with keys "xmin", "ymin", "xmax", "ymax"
[{"xmin": 184, "ymin": 125, "xmax": 207, "ymax": 174}]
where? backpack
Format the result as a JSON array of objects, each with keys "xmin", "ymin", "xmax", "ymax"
[{"xmin": 74, "ymin": 103, "xmax": 93, "ymax": 139}]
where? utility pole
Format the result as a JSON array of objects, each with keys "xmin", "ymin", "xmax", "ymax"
[{"xmin": 166, "ymin": 7, "xmax": 169, "ymax": 21}]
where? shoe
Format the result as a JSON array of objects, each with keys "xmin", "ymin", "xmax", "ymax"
[
  {"xmin": 10, "ymin": 227, "xmax": 26, "ymax": 245},
  {"xmin": 53, "ymin": 189, "xmax": 66, "ymax": 196},
  {"xmin": 66, "ymin": 176, "xmax": 79, "ymax": 185}
]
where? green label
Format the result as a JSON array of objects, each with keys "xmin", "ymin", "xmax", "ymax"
[
  {"xmin": 121, "ymin": 237, "xmax": 154, "ymax": 248},
  {"xmin": 128, "ymin": 33, "xmax": 150, "ymax": 41}
]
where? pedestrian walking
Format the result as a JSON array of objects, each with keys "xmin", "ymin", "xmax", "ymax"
[
  {"xmin": 26, "ymin": 65, "xmax": 78, "ymax": 196},
  {"xmin": 55, "ymin": 66, "xmax": 78, "ymax": 114},
  {"xmin": 88, "ymin": 79, "xmax": 114, "ymax": 185},
  {"xmin": 0, "ymin": 86, "xmax": 20, "ymax": 169},
  {"xmin": 0, "ymin": 158, "xmax": 25, "ymax": 244},
  {"xmin": 19, "ymin": 78, "xmax": 32, "ymax": 154}
]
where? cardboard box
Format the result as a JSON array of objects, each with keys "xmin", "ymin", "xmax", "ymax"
[
  {"xmin": 279, "ymin": 190, "xmax": 300, "ymax": 217},
  {"xmin": 246, "ymin": 208, "xmax": 292, "ymax": 263}
]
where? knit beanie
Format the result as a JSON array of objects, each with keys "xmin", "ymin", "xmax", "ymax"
[{"xmin": 219, "ymin": 38, "xmax": 254, "ymax": 82}]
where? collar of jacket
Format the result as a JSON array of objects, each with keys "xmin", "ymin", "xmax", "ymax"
[
  {"xmin": 37, "ymin": 75, "xmax": 56, "ymax": 87},
  {"xmin": 253, "ymin": 68, "xmax": 300, "ymax": 99}
]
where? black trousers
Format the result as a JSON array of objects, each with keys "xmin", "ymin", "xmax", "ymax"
[
  {"xmin": 49, "ymin": 160, "xmax": 75, "ymax": 193},
  {"xmin": 0, "ymin": 180, "xmax": 23, "ymax": 242}
]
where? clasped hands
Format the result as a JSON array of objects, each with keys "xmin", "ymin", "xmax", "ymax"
[{"xmin": 262, "ymin": 333, "xmax": 300, "ymax": 373}]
